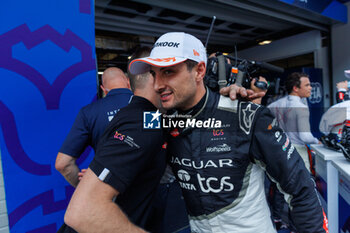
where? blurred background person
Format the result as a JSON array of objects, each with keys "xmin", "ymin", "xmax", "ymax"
[
  {"xmin": 319, "ymin": 100, "xmax": 350, "ymax": 138},
  {"xmin": 55, "ymin": 67, "xmax": 132, "ymax": 187},
  {"xmin": 335, "ymin": 69, "xmax": 350, "ymax": 103},
  {"xmin": 268, "ymin": 72, "xmax": 320, "ymax": 172},
  {"xmin": 267, "ymin": 72, "xmax": 320, "ymax": 232}
]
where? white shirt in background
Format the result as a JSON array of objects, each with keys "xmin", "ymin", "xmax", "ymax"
[{"xmin": 268, "ymin": 95, "xmax": 319, "ymax": 145}]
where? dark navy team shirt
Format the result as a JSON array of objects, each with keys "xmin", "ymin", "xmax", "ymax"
[
  {"xmin": 59, "ymin": 88, "xmax": 133, "ymax": 157},
  {"xmin": 89, "ymin": 96, "xmax": 167, "ymax": 230}
]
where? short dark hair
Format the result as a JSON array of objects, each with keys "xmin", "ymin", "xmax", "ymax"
[
  {"xmin": 127, "ymin": 47, "xmax": 152, "ymax": 92},
  {"xmin": 285, "ymin": 72, "xmax": 309, "ymax": 94},
  {"xmin": 184, "ymin": 59, "xmax": 198, "ymax": 71}
]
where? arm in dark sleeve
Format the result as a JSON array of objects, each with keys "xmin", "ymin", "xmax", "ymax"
[
  {"xmin": 250, "ymin": 107, "xmax": 328, "ymax": 233},
  {"xmin": 59, "ymin": 109, "xmax": 90, "ymax": 157},
  {"xmin": 89, "ymin": 119, "xmax": 163, "ymax": 194},
  {"xmin": 64, "ymin": 168, "xmax": 147, "ymax": 233}
]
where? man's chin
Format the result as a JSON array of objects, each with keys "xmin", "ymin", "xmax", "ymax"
[{"xmin": 161, "ymin": 101, "xmax": 174, "ymax": 111}]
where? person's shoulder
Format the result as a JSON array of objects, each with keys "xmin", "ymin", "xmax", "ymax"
[
  {"xmin": 76, "ymin": 100, "xmax": 105, "ymax": 120},
  {"xmin": 294, "ymin": 98, "xmax": 307, "ymax": 107},
  {"xmin": 216, "ymin": 95, "xmax": 239, "ymax": 112},
  {"xmin": 82, "ymin": 93, "xmax": 132, "ymax": 113},
  {"xmin": 115, "ymin": 96, "xmax": 156, "ymax": 122},
  {"xmin": 240, "ymin": 101, "xmax": 275, "ymax": 120},
  {"xmin": 80, "ymin": 97, "xmax": 105, "ymax": 111},
  {"xmin": 268, "ymin": 95, "xmax": 287, "ymax": 107},
  {"xmin": 119, "ymin": 96, "xmax": 150, "ymax": 111},
  {"xmin": 73, "ymin": 101, "xmax": 95, "ymax": 119},
  {"xmin": 215, "ymin": 95, "xmax": 262, "ymax": 115},
  {"xmin": 333, "ymin": 100, "xmax": 350, "ymax": 108},
  {"xmin": 234, "ymin": 101, "xmax": 265, "ymax": 135},
  {"xmin": 102, "ymin": 90, "xmax": 132, "ymax": 104},
  {"xmin": 107, "ymin": 88, "xmax": 133, "ymax": 95},
  {"xmin": 238, "ymin": 100, "xmax": 261, "ymax": 110},
  {"xmin": 112, "ymin": 103, "xmax": 139, "ymax": 122}
]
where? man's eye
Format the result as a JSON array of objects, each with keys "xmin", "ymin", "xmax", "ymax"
[
  {"xmin": 150, "ymin": 70, "xmax": 156, "ymax": 77},
  {"xmin": 164, "ymin": 70, "xmax": 173, "ymax": 75}
]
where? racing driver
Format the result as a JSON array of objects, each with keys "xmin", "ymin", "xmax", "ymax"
[{"xmin": 129, "ymin": 32, "xmax": 329, "ymax": 233}]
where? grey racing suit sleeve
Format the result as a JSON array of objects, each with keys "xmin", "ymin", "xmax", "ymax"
[{"xmin": 249, "ymin": 107, "xmax": 328, "ymax": 233}]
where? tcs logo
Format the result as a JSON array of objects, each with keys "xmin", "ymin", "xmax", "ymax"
[
  {"xmin": 197, "ymin": 174, "xmax": 234, "ymax": 193},
  {"xmin": 213, "ymin": 129, "xmax": 224, "ymax": 136},
  {"xmin": 114, "ymin": 131, "xmax": 125, "ymax": 140}
]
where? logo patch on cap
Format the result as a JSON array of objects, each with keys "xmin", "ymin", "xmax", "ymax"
[
  {"xmin": 154, "ymin": 42, "xmax": 180, "ymax": 48},
  {"xmin": 148, "ymin": 57, "xmax": 176, "ymax": 63}
]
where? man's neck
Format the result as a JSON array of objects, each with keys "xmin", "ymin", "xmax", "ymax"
[
  {"xmin": 134, "ymin": 89, "xmax": 160, "ymax": 108},
  {"xmin": 289, "ymin": 92, "xmax": 299, "ymax": 97},
  {"xmin": 180, "ymin": 84, "xmax": 206, "ymax": 112},
  {"xmin": 178, "ymin": 86, "xmax": 207, "ymax": 115}
]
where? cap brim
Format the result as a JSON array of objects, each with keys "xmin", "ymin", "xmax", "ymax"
[{"xmin": 129, "ymin": 57, "xmax": 187, "ymax": 75}]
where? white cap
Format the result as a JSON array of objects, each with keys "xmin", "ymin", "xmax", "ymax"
[
  {"xmin": 345, "ymin": 69, "xmax": 350, "ymax": 79},
  {"xmin": 129, "ymin": 32, "xmax": 207, "ymax": 75}
]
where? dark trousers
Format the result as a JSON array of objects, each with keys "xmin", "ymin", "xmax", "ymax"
[{"xmin": 147, "ymin": 181, "xmax": 190, "ymax": 233}]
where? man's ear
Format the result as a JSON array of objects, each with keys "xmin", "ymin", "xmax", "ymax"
[
  {"xmin": 293, "ymin": 85, "xmax": 299, "ymax": 93},
  {"xmin": 126, "ymin": 79, "xmax": 131, "ymax": 89},
  {"xmin": 195, "ymin": 62, "xmax": 206, "ymax": 82},
  {"xmin": 100, "ymin": 85, "xmax": 108, "ymax": 95}
]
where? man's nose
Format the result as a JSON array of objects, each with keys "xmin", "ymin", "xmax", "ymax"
[{"xmin": 153, "ymin": 74, "xmax": 165, "ymax": 92}]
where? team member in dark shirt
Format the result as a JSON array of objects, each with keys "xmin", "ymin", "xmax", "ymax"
[
  {"xmin": 56, "ymin": 67, "xmax": 132, "ymax": 187},
  {"xmin": 64, "ymin": 49, "xmax": 166, "ymax": 232}
]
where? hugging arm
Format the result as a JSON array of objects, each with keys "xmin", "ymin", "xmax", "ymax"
[{"xmin": 64, "ymin": 168, "xmax": 146, "ymax": 233}]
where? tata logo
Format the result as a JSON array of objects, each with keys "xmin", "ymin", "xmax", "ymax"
[
  {"xmin": 275, "ymin": 130, "xmax": 282, "ymax": 142},
  {"xmin": 275, "ymin": 131, "xmax": 280, "ymax": 138},
  {"xmin": 177, "ymin": 169, "xmax": 190, "ymax": 181},
  {"xmin": 213, "ymin": 129, "xmax": 224, "ymax": 136},
  {"xmin": 309, "ymin": 82, "xmax": 322, "ymax": 104},
  {"xmin": 154, "ymin": 41, "xmax": 180, "ymax": 48},
  {"xmin": 143, "ymin": 110, "xmax": 161, "ymax": 129},
  {"xmin": 177, "ymin": 170, "xmax": 196, "ymax": 191}
]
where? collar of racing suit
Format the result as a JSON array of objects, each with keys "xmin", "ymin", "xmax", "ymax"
[
  {"xmin": 175, "ymin": 87, "xmax": 218, "ymax": 135},
  {"xmin": 177, "ymin": 86, "xmax": 209, "ymax": 118}
]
